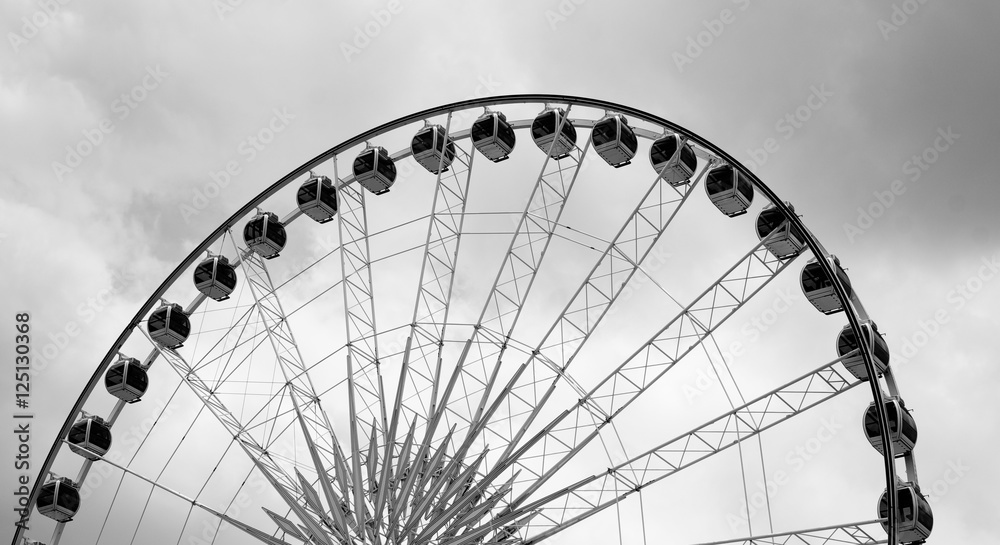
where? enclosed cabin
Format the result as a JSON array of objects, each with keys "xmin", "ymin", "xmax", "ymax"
[
  {"xmin": 67, "ymin": 415, "xmax": 112, "ymax": 460},
  {"xmin": 471, "ymin": 110, "xmax": 516, "ymax": 162},
  {"xmin": 756, "ymin": 202, "xmax": 806, "ymax": 259},
  {"xmin": 531, "ymin": 107, "xmax": 577, "ymax": 159},
  {"xmin": 864, "ymin": 397, "xmax": 918, "ymax": 456},
  {"xmin": 800, "ymin": 256, "xmax": 852, "ymax": 315},
  {"xmin": 105, "ymin": 355, "xmax": 148, "ymax": 403},
  {"xmin": 148, "ymin": 302, "xmax": 190, "ymax": 349},
  {"xmin": 878, "ymin": 482, "xmax": 933, "ymax": 543},
  {"xmin": 836, "ymin": 321, "xmax": 889, "ymax": 380},
  {"xmin": 591, "ymin": 114, "xmax": 638, "ymax": 168},
  {"xmin": 36, "ymin": 477, "xmax": 80, "ymax": 522},
  {"xmin": 353, "ymin": 145, "xmax": 397, "ymax": 195},
  {"xmin": 411, "ymin": 124, "xmax": 457, "ymax": 174},
  {"xmin": 244, "ymin": 211, "xmax": 286, "ymax": 259},
  {"xmin": 705, "ymin": 164, "xmax": 753, "ymax": 216},
  {"xmin": 649, "ymin": 134, "xmax": 697, "ymax": 186},
  {"xmin": 193, "ymin": 255, "xmax": 238, "ymax": 301},
  {"xmin": 297, "ymin": 174, "xmax": 338, "ymax": 223}
]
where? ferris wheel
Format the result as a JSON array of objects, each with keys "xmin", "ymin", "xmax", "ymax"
[{"xmin": 15, "ymin": 95, "xmax": 933, "ymax": 545}]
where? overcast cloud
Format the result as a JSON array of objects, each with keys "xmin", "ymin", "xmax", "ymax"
[{"xmin": 2, "ymin": 1, "xmax": 998, "ymax": 543}]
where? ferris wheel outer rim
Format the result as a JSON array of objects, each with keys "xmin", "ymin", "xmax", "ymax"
[{"xmin": 13, "ymin": 93, "xmax": 903, "ymax": 545}]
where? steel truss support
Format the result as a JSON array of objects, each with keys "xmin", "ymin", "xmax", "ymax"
[
  {"xmin": 238, "ymin": 247, "xmax": 356, "ymax": 541},
  {"xmin": 378, "ymin": 113, "xmax": 477, "ymax": 536},
  {"xmin": 476, "ymin": 148, "xmax": 717, "ymax": 475},
  {"xmin": 336, "ymin": 155, "xmax": 390, "ymax": 533},
  {"xmin": 389, "ymin": 106, "xmax": 591, "ymax": 541},
  {"xmin": 439, "ymin": 106, "xmax": 592, "ymax": 442}
]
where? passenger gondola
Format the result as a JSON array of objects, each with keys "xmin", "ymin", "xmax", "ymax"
[
  {"xmin": 649, "ymin": 133, "xmax": 697, "ymax": 186},
  {"xmin": 67, "ymin": 415, "xmax": 112, "ymax": 460},
  {"xmin": 297, "ymin": 174, "xmax": 339, "ymax": 223},
  {"xmin": 531, "ymin": 107, "xmax": 576, "ymax": 159},
  {"xmin": 471, "ymin": 110, "xmax": 516, "ymax": 162},
  {"xmin": 864, "ymin": 397, "xmax": 918, "ymax": 456},
  {"xmin": 193, "ymin": 254, "xmax": 238, "ymax": 301},
  {"xmin": 705, "ymin": 163, "xmax": 753, "ymax": 216},
  {"xmin": 836, "ymin": 322, "xmax": 889, "ymax": 380},
  {"xmin": 756, "ymin": 202, "xmax": 806, "ymax": 259},
  {"xmin": 36, "ymin": 477, "xmax": 81, "ymax": 522},
  {"xmin": 878, "ymin": 482, "xmax": 933, "ymax": 543},
  {"xmin": 411, "ymin": 124, "xmax": 457, "ymax": 174},
  {"xmin": 148, "ymin": 302, "xmax": 190, "ymax": 349},
  {"xmin": 244, "ymin": 211, "xmax": 286, "ymax": 259},
  {"xmin": 591, "ymin": 114, "xmax": 638, "ymax": 168},
  {"xmin": 105, "ymin": 355, "xmax": 148, "ymax": 402},
  {"xmin": 353, "ymin": 145, "xmax": 397, "ymax": 195},
  {"xmin": 800, "ymin": 255, "xmax": 852, "ymax": 315}
]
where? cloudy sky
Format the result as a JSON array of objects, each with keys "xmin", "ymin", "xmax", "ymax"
[{"xmin": 2, "ymin": 1, "xmax": 998, "ymax": 543}]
